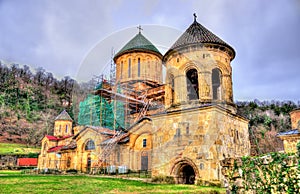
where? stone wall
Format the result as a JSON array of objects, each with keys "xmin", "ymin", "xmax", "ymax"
[{"xmin": 221, "ymin": 151, "xmax": 300, "ymax": 193}]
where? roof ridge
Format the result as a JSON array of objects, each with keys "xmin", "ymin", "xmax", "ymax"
[{"xmin": 55, "ymin": 109, "xmax": 73, "ymax": 121}]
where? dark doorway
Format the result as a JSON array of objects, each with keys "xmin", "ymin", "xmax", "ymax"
[
  {"xmin": 179, "ymin": 165, "xmax": 195, "ymax": 184},
  {"xmin": 141, "ymin": 152, "xmax": 148, "ymax": 170},
  {"xmin": 186, "ymin": 69, "xmax": 199, "ymax": 100},
  {"xmin": 87, "ymin": 157, "xmax": 91, "ymax": 173}
]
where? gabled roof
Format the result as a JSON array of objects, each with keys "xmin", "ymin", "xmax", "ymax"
[
  {"xmin": 45, "ymin": 135, "xmax": 73, "ymax": 141},
  {"xmin": 73, "ymin": 126, "xmax": 115, "ymax": 139},
  {"xmin": 47, "ymin": 145, "xmax": 64, "ymax": 153},
  {"xmin": 277, "ymin": 129, "xmax": 300, "ymax": 136},
  {"xmin": 55, "ymin": 110, "xmax": 73, "ymax": 121},
  {"xmin": 114, "ymin": 32, "xmax": 162, "ymax": 60},
  {"xmin": 164, "ymin": 19, "xmax": 235, "ymax": 59}
]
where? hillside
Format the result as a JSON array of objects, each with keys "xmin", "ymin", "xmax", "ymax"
[
  {"xmin": 0, "ymin": 61, "xmax": 77, "ymax": 146},
  {"xmin": 236, "ymin": 100, "xmax": 300, "ymax": 155}
]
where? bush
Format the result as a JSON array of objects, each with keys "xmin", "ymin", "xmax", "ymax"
[
  {"xmin": 196, "ymin": 179, "xmax": 221, "ymax": 187},
  {"xmin": 151, "ymin": 175, "xmax": 175, "ymax": 184}
]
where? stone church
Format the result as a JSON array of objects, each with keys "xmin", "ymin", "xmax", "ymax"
[{"xmin": 38, "ymin": 16, "xmax": 250, "ymax": 184}]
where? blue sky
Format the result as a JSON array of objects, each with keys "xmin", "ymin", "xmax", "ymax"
[{"xmin": 0, "ymin": 0, "xmax": 299, "ymax": 101}]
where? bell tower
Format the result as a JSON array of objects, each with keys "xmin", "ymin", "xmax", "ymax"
[
  {"xmin": 54, "ymin": 110, "xmax": 73, "ymax": 137},
  {"xmin": 163, "ymin": 14, "xmax": 235, "ymax": 111}
]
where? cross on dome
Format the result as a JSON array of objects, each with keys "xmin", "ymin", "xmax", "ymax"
[{"xmin": 137, "ymin": 25, "xmax": 143, "ymax": 34}]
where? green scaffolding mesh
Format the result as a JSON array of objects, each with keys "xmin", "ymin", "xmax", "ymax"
[{"xmin": 78, "ymin": 83, "xmax": 125, "ymax": 130}]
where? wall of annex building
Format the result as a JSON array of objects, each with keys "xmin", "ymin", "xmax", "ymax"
[
  {"xmin": 290, "ymin": 110, "xmax": 300, "ymax": 129},
  {"xmin": 149, "ymin": 106, "xmax": 250, "ymax": 181},
  {"xmin": 115, "ymin": 52, "xmax": 162, "ymax": 84},
  {"xmin": 281, "ymin": 136, "xmax": 300, "ymax": 153},
  {"xmin": 38, "ymin": 128, "xmax": 109, "ymax": 172},
  {"xmin": 164, "ymin": 47, "xmax": 234, "ymax": 108}
]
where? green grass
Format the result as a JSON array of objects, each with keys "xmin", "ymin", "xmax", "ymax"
[
  {"xmin": 0, "ymin": 143, "xmax": 40, "ymax": 155},
  {"xmin": 0, "ymin": 174, "xmax": 226, "ymax": 194},
  {"xmin": 0, "ymin": 170, "xmax": 21, "ymax": 174}
]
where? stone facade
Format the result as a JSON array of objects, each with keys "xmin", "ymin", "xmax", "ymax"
[{"xmin": 38, "ymin": 17, "xmax": 251, "ymax": 184}]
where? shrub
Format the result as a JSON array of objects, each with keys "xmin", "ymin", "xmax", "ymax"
[{"xmin": 151, "ymin": 175, "xmax": 175, "ymax": 184}]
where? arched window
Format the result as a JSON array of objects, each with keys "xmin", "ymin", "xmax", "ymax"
[
  {"xmin": 297, "ymin": 120, "xmax": 300, "ymax": 129},
  {"xmin": 43, "ymin": 142, "xmax": 48, "ymax": 151},
  {"xmin": 212, "ymin": 68, "xmax": 222, "ymax": 100},
  {"xmin": 186, "ymin": 69, "xmax": 199, "ymax": 100},
  {"xmin": 67, "ymin": 157, "xmax": 71, "ymax": 168},
  {"xmin": 43, "ymin": 142, "xmax": 48, "ymax": 155},
  {"xmin": 169, "ymin": 74, "xmax": 175, "ymax": 104},
  {"xmin": 138, "ymin": 58, "xmax": 141, "ymax": 77},
  {"xmin": 128, "ymin": 58, "xmax": 131, "ymax": 78},
  {"xmin": 142, "ymin": 139, "xmax": 147, "ymax": 147},
  {"xmin": 120, "ymin": 61, "xmax": 123, "ymax": 79},
  {"xmin": 65, "ymin": 125, "xmax": 68, "ymax": 134},
  {"xmin": 85, "ymin": 140, "xmax": 95, "ymax": 150}
]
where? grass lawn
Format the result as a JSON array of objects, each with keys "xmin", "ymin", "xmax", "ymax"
[
  {"xmin": 0, "ymin": 143, "xmax": 40, "ymax": 155},
  {"xmin": 0, "ymin": 173, "xmax": 226, "ymax": 194}
]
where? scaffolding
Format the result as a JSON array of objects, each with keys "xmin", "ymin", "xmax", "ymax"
[{"xmin": 77, "ymin": 63, "xmax": 166, "ymax": 170}]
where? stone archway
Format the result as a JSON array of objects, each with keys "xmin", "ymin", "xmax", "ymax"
[{"xmin": 171, "ymin": 158, "xmax": 198, "ymax": 184}]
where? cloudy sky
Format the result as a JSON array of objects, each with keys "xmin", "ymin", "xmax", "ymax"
[{"xmin": 0, "ymin": 0, "xmax": 299, "ymax": 101}]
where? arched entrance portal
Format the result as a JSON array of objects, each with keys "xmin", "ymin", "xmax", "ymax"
[
  {"xmin": 178, "ymin": 164, "xmax": 195, "ymax": 184},
  {"xmin": 171, "ymin": 159, "xmax": 198, "ymax": 184}
]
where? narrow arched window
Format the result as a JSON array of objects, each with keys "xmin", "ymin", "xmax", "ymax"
[
  {"xmin": 186, "ymin": 69, "xmax": 199, "ymax": 100},
  {"xmin": 43, "ymin": 142, "xmax": 48, "ymax": 155},
  {"xmin": 212, "ymin": 68, "xmax": 222, "ymax": 100},
  {"xmin": 128, "ymin": 58, "xmax": 131, "ymax": 78},
  {"xmin": 169, "ymin": 74, "xmax": 175, "ymax": 103},
  {"xmin": 85, "ymin": 140, "xmax": 95, "ymax": 150},
  {"xmin": 138, "ymin": 58, "xmax": 140, "ymax": 77},
  {"xmin": 120, "ymin": 61, "xmax": 123, "ymax": 79},
  {"xmin": 67, "ymin": 157, "xmax": 71, "ymax": 168},
  {"xmin": 142, "ymin": 139, "xmax": 147, "ymax": 147},
  {"xmin": 65, "ymin": 125, "xmax": 68, "ymax": 134}
]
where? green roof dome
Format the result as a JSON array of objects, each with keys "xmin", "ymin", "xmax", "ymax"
[{"xmin": 114, "ymin": 32, "xmax": 162, "ymax": 60}]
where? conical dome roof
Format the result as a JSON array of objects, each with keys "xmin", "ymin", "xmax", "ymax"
[
  {"xmin": 114, "ymin": 32, "xmax": 162, "ymax": 60},
  {"xmin": 164, "ymin": 19, "xmax": 235, "ymax": 59}
]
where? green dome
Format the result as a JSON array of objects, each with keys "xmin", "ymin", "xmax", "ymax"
[{"xmin": 114, "ymin": 32, "xmax": 162, "ymax": 60}]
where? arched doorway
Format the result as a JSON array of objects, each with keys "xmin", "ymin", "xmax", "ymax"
[
  {"xmin": 178, "ymin": 164, "xmax": 195, "ymax": 184},
  {"xmin": 171, "ymin": 159, "xmax": 198, "ymax": 184}
]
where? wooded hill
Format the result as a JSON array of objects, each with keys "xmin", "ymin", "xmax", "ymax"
[{"xmin": 0, "ymin": 61, "xmax": 299, "ymax": 155}]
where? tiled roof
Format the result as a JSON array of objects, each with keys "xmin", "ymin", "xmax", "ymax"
[
  {"xmin": 73, "ymin": 126, "xmax": 116, "ymax": 139},
  {"xmin": 18, "ymin": 158, "xmax": 38, "ymax": 166},
  {"xmin": 55, "ymin": 110, "xmax": 73, "ymax": 121},
  {"xmin": 277, "ymin": 129, "xmax": 300, "ymax": 136},
  {"xmin": 46, "ymin": 135, "xmax": 59, "ymax": 141},
  {"xmin": 100, "ymin": 132, "xmax": 129, "ymax": 145},
  {"xmin": 46, "ymin": 135, "xmax": 73, "ymax": 141},
  {"xmin": 164, "ymin": 20, "xmax": 235, "ymax": 58},
  {"xmin": 47, "ymin": 145, "xmax": 64, "ymax": 153},
  {"xmin": 114, "ymin": 32, "xmax": 162, "ymax": 60}
]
